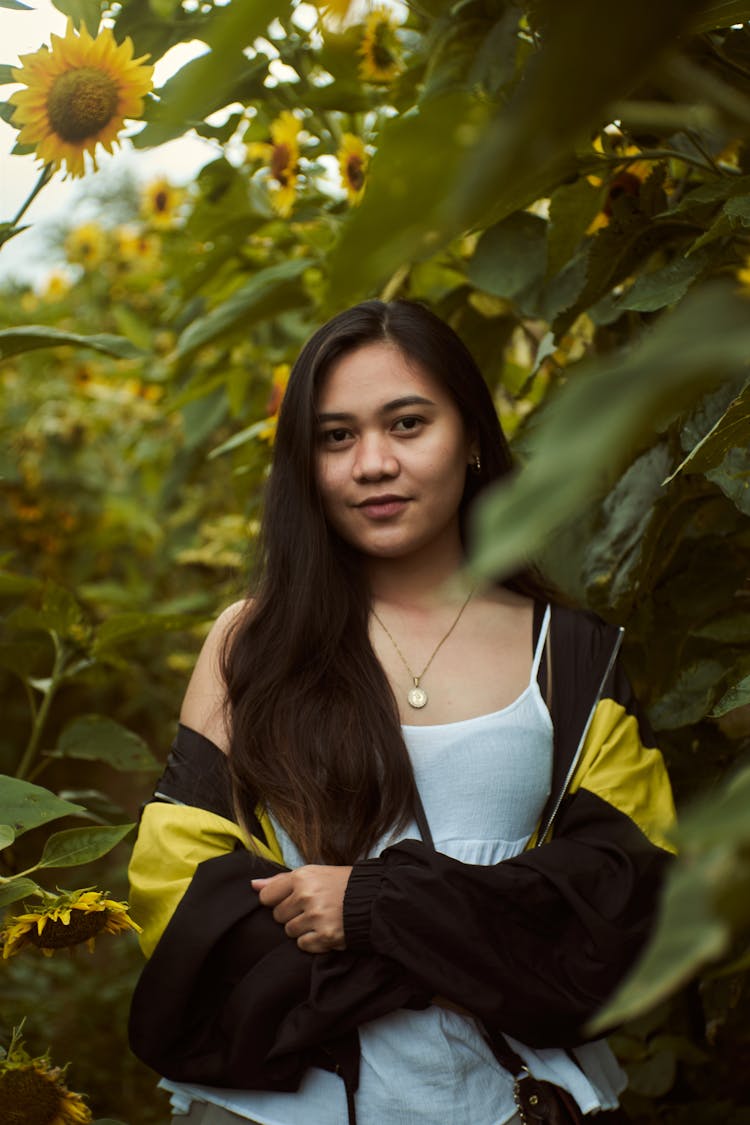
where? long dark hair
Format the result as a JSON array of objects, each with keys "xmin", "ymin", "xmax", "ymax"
[{"xmin": 222, "ymin": 299, "xmax": 548, "ymax": 863}]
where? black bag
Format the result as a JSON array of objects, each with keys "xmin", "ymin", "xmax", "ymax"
[{"xmin": 514, "ymin": 1070, "xmax": 583, "ymax": 1124}]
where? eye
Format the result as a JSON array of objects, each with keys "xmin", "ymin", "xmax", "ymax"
[
  {"xmin": 392, "ymin": 416, "xmax": 424, "ymax": 434},
  {"xmin": 320, "ymin": 427, "xmax": 353, "ymax": 446}
]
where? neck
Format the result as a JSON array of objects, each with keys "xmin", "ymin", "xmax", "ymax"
[{"xmin": 365, "ymin": 539, "xmax": 466, "ymax": 610}]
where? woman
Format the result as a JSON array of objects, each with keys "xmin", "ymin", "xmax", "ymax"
[{"xmin": 128, "ymin": 299, "xmax": 676, "ymax": 1125}]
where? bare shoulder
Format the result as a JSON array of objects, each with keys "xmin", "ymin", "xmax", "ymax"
[{"xmin": 179, "ymin": 599, "xmax": 252, "ymax": 754}]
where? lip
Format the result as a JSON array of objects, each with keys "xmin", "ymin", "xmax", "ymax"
[{"xmin": 356, "ymin": 494, "xmax": 410, "ymax": 519}]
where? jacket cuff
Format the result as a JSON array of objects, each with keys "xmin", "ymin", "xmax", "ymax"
[{"xmin": 343, "ymin": 859, "xmax": 386, "ymax": 952}]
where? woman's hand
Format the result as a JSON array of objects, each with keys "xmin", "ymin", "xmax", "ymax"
[{"xmin": 251, "ymin": 865, "xmax": 353, "ymax": 953}]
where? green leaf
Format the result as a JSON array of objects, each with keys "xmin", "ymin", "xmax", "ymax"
[
  {"xmin": 547, "ymin": 178, "xmax": 603, "ymax": 279},
  {"xmin": 0, "ymin": 64, "xmax": 17, "ymax": 83},
  {"xmin": 691, "ymin": 0, "xmax": 750, "ymax": 31},
  {"xmin": 328, "ymin": 90, "xmax": 484, "ymax": 304},
  {"xmin": 468, "ymin": 284, "xmax": 750, "ymax": 582},
  {"xmin": 666, "ymin": 381, "xmax": 750, "ymax": 481},
  {"xmin": 712, "ymin": 673, "xmax": 750, "ymax": 717},
  {"xmin": 51, "ymin": 0, "xmax": 102, "ymax": 32},
  {"xmin": 0, "ymin": 777, "xmax": 85, "ymax": 836},
  {"xmin": 174, "ymin": 257, "xmax": 314, "ymax": 362},
  {"xmin": 467, "ymin": 212, "xmax": 547, "ymax": 302},
  {"xmin": 0, "ymin": 0, "xmax": 32, "ymax": 9},
  {"xmin": 41, "ymin": 581, "xmax": 83, "ymax": 638},
  {"xmin": 615, "ymin": 245, "xmax": 714, "ymax": 313},
  {"xmin": 0, "ymin": 570, "xmax": 42, "ymax": 596},
  {"xmin": 53, "ymin": 716, "xmax": 159, "ymax": 772},
  {"xmin": 93, "ymin": 611, "xmax": 195, "ymax": 654},
  {"xmin": 134, "ymin": 0, "xmax": 286, "ymax": 148},
  {"xmin": 0, "ymin": 327, "xmax": 144, "ymax": 361},
  {"xmin": 588, "ymin": 766, "xmax": 750, "ymax": 1032},
  {"xmin": 112, "ymin": 0, "xmax": 212, "ymax": 63},
  {"xmin": 209, "ymin": 418, "xmax": 271, "ymax": 459},
  {"xmin": 648, "ymin": 658, "xmax": 727, "ymax": 730},
  {"xmin": 580, "ymin": 443, "xmax": 673, "ymax": 615},
  {"xmin": 0, "ymin": 878, "xmax": 40, "ymax": 910},
  {"xmin": 0, "ymin": 825, "xmax": 15, "ymax": 848},
  {"xmin": 37, "ymin": 823, "xmax": 134, "ymax": 869},
  {"xmin": 693, "ymin": 612, "xmax": 750, "ymax": 642}
]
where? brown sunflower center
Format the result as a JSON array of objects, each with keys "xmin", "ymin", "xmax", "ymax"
[
  {"xmin": 371, "ymin": 26, "xmax": 396, "ymax": 72},
  {"xmin": 347, "ymin": 155, "xmax": 364, "ymax": 191},
  {"xmin": 270, "ymin": 142, "xmax": 292, "ymax": 184},
  {"xmin": 28, "ymin": 908, "xmax": 108, "ymax": 949},
  {"xmin": 154, "ymin": 189, "xmax": 169, "ymax": 212},
  {"xmin": 47, "ymin": 68, "xmax": 119, "ymax": 142},
  {"xmin": 0, "ymin": 1065, "xmax": 63, "ymax": 1125}
]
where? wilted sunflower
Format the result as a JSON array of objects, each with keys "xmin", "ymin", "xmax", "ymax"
[
  {"xmin": 0, "ymin": 1029, "xmax": 92, "ymax": 1125},
  {"xmin": 141, "ymin": 176, "xmax": 186, "ymax": 229},
  {"xmin": 64, "ymin": 221, "xmax": 106, "ymax": 269},
  {"xmin": 337, "ymin": 133, "xmax": 368, "ymax": 204},
  {"xmin": 1, "ymin": 888, "xmax": 141, "ymax": 959},
  {"xmin": 248, "ymin": 111, "xmax": 302, "ymax": 218},
  {"xmin": 358, "ymin": 9, "xmax": 403, "ymax": 84},
  {"xmin": 9, "ymin": 19, "xmax": 153, "ymax": 179}
]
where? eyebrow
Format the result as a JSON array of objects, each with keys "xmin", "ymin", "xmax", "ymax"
[{"xmin": 316, "ymin": 395, "xmax": 437, "ymax": 423}]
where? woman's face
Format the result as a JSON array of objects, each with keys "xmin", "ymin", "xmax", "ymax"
[{"xmin": 314, "ymin": 341, "xmax": 475, "ymax": 562}]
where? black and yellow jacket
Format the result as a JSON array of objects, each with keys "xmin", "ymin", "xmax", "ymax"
[{"xmin": 128, "ymin": 603, "xmax": 676, "ymax": 1111}]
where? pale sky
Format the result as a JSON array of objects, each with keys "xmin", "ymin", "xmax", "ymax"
[{"xmin": 0, "ymin": 0, "xmax": 212, "ymax": 285}]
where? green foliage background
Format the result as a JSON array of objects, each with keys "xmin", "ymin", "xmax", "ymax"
[{"xmin": 1, "ymin": 0, "xmax": 749, "ymax": 1120}]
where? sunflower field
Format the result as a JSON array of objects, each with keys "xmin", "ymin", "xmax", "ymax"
[{"xmin": 1, "ymin": 0, "xmax": 750, "ymax": 1122}]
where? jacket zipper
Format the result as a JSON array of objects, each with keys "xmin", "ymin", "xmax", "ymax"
[{"xmin": 535, "ymin": 627, "xmax": 624, "ymax": 847}]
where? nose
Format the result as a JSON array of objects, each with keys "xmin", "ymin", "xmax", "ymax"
[{"xmin": 353, "ymin": 431, "xmax": 399, "ymax": 482}]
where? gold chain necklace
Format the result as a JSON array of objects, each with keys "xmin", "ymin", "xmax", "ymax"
[{"xmin": 371, "ymin": 588, "xmax": 475, "ymax": 709}]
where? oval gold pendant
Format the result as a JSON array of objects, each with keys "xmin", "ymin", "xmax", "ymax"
[{"xmin": 407, "ymin": 685, "xmax": 428, "ymax": 709}]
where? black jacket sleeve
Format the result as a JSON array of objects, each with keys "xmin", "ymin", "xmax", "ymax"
[{"xmin": 343, "ymin": 787, "xmax": 673, "ymax": 1047}]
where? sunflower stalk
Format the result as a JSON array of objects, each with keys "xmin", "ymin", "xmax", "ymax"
[
  {"xmin": 8, "ymin": 163, "xmax": 53, "ymax": 230},
  {"xmin": 15, "ymin": 632, "xmax": 66, "ymax": 782}
]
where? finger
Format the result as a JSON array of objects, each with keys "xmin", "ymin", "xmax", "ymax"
[
  {"xmin": 272, "ymin": 899, "xmax": 303, "ymax": 926},
  {"xmin": 296, "ymin": 931, "xmax": 346, "ymax": 954},
  {"xmin": 283, "ymin": 914, "xmax": 312, "ymax": 940},
  {"xmin": 254, "ymin": 873, "xmax": 294, "ymax": 907}
]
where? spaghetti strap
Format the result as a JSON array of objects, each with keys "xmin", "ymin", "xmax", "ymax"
[{"xmin": 530, "ymin": 603, "xmax": 551, "ymax": 684}]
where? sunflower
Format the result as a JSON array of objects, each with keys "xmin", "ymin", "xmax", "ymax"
[
  {"xmin": 1, "ymin": 888, "xmax": 141, "ymax": 959},
  {"xmin": 358, "ymin": 9, "xmax": 403, "ymax": 84},
  {"xmin": 248, "ymin": 111, "xmax": 302, "ymax": 218},
  {"xmin": 141, "ymin": 176, "xmax": 186, "ymax": 229},
  {"xmin": 586, "ymin": 136, "xmax": 656, "ymax": 234},
  {"xmin": 112, "ymin": 226, "xmax": 161, "ymax": 275},
  {"xmin": 9, "ymin": 19, "xmax": 153, "ymax": 179},
  {"xmin": 64, "ymin": 221, "xmax": 106, "ymax": 269},
  {"xmin": 337, "ymin": 133, "xmax": 368, "ymax": 204},
  {"xmin": 41, "ymin": 271, "xmax": 71, "ymax": 302},
  {"xmin": 0, "ymin": 1029, "xmax": 92, "ymax": 1125}
]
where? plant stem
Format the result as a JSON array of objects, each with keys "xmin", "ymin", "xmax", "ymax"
[
  {"xmin": 9, "ymin": 163, "xmax": 53, "ymax": 230},
  {"xmin": 16, "ymin": 632, "xmax": 65, "ymax": 782}
]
